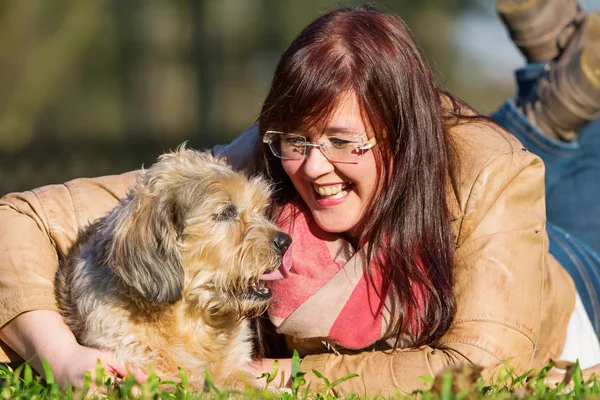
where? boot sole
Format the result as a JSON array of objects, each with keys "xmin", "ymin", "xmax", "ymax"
[{"xmin": 497, "ymin": 0, "xmax": 581, "ymax": 61}]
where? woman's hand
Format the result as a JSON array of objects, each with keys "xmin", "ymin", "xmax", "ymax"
[
  {"xmin": 245, "ymin": 357, "xmax": 293, "ymax": 389},
  {"xmin": 50, "ymin": 341, "xmax": 146, "ymax": 388},
  {"xmin": 0, "ymin": 310, "xmax": 146, "ymax": 388}
]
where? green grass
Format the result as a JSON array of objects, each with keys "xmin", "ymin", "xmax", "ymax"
[{"xmin": 2, "ymin": 355, "xmax": 600, "ymax": 399}]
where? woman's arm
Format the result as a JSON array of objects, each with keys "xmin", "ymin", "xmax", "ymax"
[
  {"xmin": 0, "ymin": 311, "xmax": 142, "ymax": 387},
  {"xmin": 296, "ymin": 146, "xmax": 572, "ymax": 396},
  {"xmin": 212, "ymin": 125, "xmax": 260, "ymax": 172},
  {"xmin": 0, "ymin": 171, "xmax": 138, "ymax": 385}
]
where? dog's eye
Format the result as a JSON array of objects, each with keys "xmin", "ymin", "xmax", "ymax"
[{"xmin": 214, "ymin": 203, "xmax": 238, "ymax": 221}]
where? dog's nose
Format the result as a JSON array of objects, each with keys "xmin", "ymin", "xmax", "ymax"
[{"xmin": 272, "ymin": 232, "xmax": 292, "ymax": 255}]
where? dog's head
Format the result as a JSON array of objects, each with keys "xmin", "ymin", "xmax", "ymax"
[{"xmin": 100, "ymin": 146, "xmax": 291, "ymax": 325}]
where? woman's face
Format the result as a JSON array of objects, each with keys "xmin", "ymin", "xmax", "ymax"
[{"xmin": 281, "ymin": 92, "xmax": 379, "ymax": 236}]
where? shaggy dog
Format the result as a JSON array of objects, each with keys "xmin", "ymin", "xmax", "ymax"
[{"xmin": 55, "ymin": 148, "xmax": 292, "ymax": 389}]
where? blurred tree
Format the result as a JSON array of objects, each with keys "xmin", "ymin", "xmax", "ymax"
[{"xmin": 0, "ymin": 0, "xmax": 505, "ymax": 195}]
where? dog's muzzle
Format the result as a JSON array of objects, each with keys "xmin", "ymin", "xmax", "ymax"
[
  {"xmin": 247, "ymin": 232, "xmax": 293, "ymax": 299},
  {"xmin": 272, "ymin": 232, "xmax": 292, "ymax": 255}
]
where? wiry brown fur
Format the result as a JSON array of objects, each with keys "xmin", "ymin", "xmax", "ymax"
[{"xmin": 55, "ymin": 147, "xmax": 290, "ymax": 389}]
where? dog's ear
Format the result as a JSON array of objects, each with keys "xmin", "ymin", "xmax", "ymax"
[{"xmin": 102, "ymin": 185, "xmax": 186, "ymax": 304}]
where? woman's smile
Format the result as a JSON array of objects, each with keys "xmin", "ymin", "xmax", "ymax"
[{"xmin": 313, "ymin": 182, "xmax": 354, "ymax": 205}]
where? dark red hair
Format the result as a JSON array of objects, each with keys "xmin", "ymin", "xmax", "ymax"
[{"xmin": 257, "ymin": 4, "xmax": 458, "ymax": 347}]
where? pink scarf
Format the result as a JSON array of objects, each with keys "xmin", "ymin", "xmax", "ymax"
[{"xmin": 261, "ymin": 203, "xmax": 424, "ymax": 350}]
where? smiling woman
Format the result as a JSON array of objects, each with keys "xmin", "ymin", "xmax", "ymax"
[
  {"xmin": 1, "ymin": 2, "xmax": 600, "ymax": 397},
  {"xmin": 254, "ymin": 6, "xmax": 457, "ymax": 353}
]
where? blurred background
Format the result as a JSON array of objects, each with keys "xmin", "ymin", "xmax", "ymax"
[{"xmin": 1, "ymin": 0, "xmax": 600, "ymax": 195}]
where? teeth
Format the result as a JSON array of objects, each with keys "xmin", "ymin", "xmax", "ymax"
[
  {"xmin": 315, "ymin": 184, "xmax": 349, "ymax": 197},
  {"xmin": 250, "ymin": 282, "xmax": 271, "ymax": 297}
]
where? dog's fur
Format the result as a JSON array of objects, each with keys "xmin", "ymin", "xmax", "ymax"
[{"xmin": 55, "ymin": 147, "xmax": 291, "ymax": 389}]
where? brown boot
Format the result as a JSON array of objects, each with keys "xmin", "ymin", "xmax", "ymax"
[
  {"xmin": 525, "ymin": 11, "xmax": 600, "ymax": 141},
  {"xmin": 497, "ymin": 0, "xmax": 585, "ymax": 62}
]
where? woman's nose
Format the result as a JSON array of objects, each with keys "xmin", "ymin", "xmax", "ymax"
[{"xmin": 303, "ymin": 145, "xmax": 334, "ymax": 178}]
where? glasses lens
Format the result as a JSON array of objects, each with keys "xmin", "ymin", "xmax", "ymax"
[
  {"xmin": 267, "ymin": 133, "xmax": 305, "ymax": 159},
  {"xmin": 280, "ymin": 134, "xmax": 307, "ymax": 159},
  {"xmin": 323, "ymin": 137, "xmax": 361, "ymax": 163}
]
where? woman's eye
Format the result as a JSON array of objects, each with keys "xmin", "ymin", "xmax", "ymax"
[
  {"xmin": 283, "ymin": 137, "xmax": 305, "ymax": 147},
  {"xmin": 328, "ymin": 137, "xmax": 353, "ymax": 148}
]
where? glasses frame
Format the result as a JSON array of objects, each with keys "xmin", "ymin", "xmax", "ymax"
[{"xmin": 263, "ymin": 130, "xmax": 377, "ymax": 164}]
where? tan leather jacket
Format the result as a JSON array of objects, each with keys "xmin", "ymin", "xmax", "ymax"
[{"xmin": 0, "ymin": 120, "xmax": 575, "ymax": 396}]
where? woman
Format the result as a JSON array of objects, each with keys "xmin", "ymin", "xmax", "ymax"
[{"xmin": 0, "ymin": 4, "xmax": 598, "ymax": 397}]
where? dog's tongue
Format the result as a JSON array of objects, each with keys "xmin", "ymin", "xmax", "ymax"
[{"xmin": 260, "ymin": 245, "xmax": 293, "ymax": 281}]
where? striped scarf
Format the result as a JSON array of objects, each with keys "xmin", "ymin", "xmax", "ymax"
[{"xmin": 262, "ymin": 203, "xmax": 422, "ymax": 350}]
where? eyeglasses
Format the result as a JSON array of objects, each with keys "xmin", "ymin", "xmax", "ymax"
[{"xmin": 262, "ymin": 131, "xmax": 377, "ymax": 164}]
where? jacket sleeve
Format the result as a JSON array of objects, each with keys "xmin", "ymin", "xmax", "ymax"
[
  {"xmin": 212, "ymin": 125, "xmax": 261, "ymax": 172},
  {"xmin": 299, "ymin": 149, "xmax": 550, "ymax": 397},
  {"xmin": 0, "ymin": 172, "xmax": 138, "ymax": 361}
]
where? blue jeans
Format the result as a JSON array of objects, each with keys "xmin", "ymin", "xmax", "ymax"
[{"xmin": 491, "ymin": 62, "xmax": 600, "ymax": 333}]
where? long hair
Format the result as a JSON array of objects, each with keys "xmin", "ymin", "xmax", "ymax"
[{"xmin": 257, "ymin": 5, "xmax": 458, "ymax": 347}]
